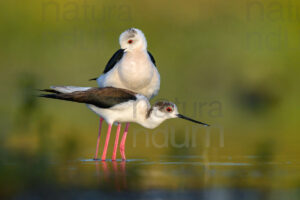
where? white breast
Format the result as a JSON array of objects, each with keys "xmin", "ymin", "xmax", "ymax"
[
  {"xmin": 97, "ymin": 50, "xmax": 160, "ymax": 99},
  {"xmin": 118, "ymin": 51, "xmax": 153, "ymax": 89}
]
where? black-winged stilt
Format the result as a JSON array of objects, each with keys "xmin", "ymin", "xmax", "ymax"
[
  {"xmin": 40, "ymin": 86, "xmax": 208, "ymax": 161},
  {"xmin": 90, "ymin": 28, "xmax": 160, "ymax": 160}
]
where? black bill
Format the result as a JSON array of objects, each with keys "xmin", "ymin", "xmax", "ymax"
[{"xmin": 176, "ymin": 114, "xmax": 209, "ymax": 126}]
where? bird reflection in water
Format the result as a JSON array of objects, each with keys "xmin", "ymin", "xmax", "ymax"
[{"xmin": 95, "ymin": 161, "xmax": 127, "ymax": 190}]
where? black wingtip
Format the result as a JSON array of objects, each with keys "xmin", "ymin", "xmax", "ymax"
[
  {"xmin": 38, "ymin": 93, "xmax": 61, "ymax": 100},
  {"xmin": 39, "ymin": 94, "xmax": 53, "ymax": 97},
  {"xmin": 89, "ymin": 78, "xmax": 97, "ymax": 81},
  {"xmin": 39, "ymin": 89, "xmax": 61, "ymax": 94}
]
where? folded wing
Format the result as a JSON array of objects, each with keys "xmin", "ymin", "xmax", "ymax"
[{"xmin": 39, "ymin": 87, "xmax": 137, "ymax": 108}]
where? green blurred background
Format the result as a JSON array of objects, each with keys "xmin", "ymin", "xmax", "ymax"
[{"xmin": 0, "ymin": 0, "xmax": 300, "ymax": 199}]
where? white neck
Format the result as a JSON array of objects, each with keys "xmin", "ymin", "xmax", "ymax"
[
  {"xmin": 139, "ymin": 111, "xmax": 167, "ymax": 129},
  {"xmin": 126, "ymin": 41, "xmax": 147, "ymax": 53}
]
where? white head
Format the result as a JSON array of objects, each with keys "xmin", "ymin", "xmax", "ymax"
[
  {"xmin": 119, "ymin": 28, "xmax": 147, "ymax": 52},
  {"xmin": 146, "ymin": 101, "xmax": 209, "ymax": 129}
]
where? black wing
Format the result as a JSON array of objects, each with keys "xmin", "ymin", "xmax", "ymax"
[
  {"xmin": 103, "ymin": 49, "xmax": 125, "ymax": 73},
  {"xmin": 39, "ymin": 87, "xmax": 137, "ymax": 109},
  {"xmin": 89, "ymin": 49, "xmax": 125, "ymax": 81},
  {"xmin": 147, "ymin": 51, "xmax": 156, "ymax": 66}
]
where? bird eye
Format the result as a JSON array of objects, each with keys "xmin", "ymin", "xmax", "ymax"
[
  {"xmin": 166, "ymin": 107, "xmax": 173, "ymax": 112},
  {"xmin": 128, "ymin": 40, "xmax": 133, "ymax": 44}
]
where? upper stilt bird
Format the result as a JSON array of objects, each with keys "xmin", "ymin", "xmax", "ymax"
[
  {"xmin": 90, "ymin": 28, "xmax": 160, "ymax": 98},
  {"xmin": 90, "ymin": 28, "xmax": 160, "ymax": 160},
  {"xmin": 40, "ymin": 86, "xmax": 209, "ymax": 161}
]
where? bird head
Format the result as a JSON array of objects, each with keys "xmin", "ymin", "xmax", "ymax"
[
  {"xmin": 149, "ymin": 101, "xmax": 210, "ymax": 126},
  {"xmin": 119, "ymin": 28, "xmax": 147, "ymax": 52}
]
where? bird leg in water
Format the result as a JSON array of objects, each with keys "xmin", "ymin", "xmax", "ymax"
[
  {"xmin": 101, "ymin": 124, "xmax": 112, "ymax": 161},
  {"xmin": 112, "ymin": 123, "xmax": 121, "ymax": 161},
  {"xmin": 94, "ymin": 117, "xmax": 103, "ymax": 160},
  {"xmin": 120, "ymin": 123, "xmax": 130, "ymax": 160}
]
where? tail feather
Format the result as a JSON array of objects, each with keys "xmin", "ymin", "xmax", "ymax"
[{"xmin": 50, "ymin": 86, "xmax": 92, "ymax": 93}]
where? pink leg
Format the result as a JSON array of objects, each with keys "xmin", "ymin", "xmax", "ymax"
[
  {"xmin": 101, "ymin": 124, "xmax": 112, "ymax": 161},
  {"xmin": 120, "ymin": 123, "xmax": 130, "ymax": 161},
  {"xmin": 94, "ymin": 118, "xmax": 103, "ymax": 160},
  {"xmin": 112, "ymin": 123, "xmax": 121, "ymax": 161}
]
